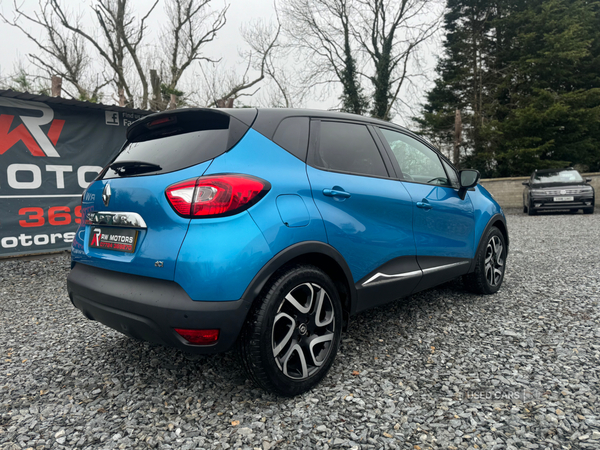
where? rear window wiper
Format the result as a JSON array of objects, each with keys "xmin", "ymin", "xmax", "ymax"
[{"xmin": 110, "ymin": 161, "xmax": 162, "ymax": 176}]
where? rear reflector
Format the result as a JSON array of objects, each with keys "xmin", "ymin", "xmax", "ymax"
[
  {"xmin": 165, "ymin": 174, "xmax": 270, "ymax": 218},
  {"xmin": 175, "ymin": 328, "xmax": 220, "ymax": 345}
]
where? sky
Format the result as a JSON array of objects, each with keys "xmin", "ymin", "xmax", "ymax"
[{"xmin": 0, "ymin": 0, "xmax": 442, "ymax": 125}]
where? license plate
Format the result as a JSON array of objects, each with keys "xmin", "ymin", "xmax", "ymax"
[
  {"xmin": 89, "ymin": 227, "xmax": 138, "ymax": 253},
  {"xmin": 553, "ymin": 196, "xmax": 574, "ymax": 202}
]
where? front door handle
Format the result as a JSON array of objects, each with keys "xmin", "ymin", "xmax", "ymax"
[
  {"xmin": 416, "ymin": 201, "xmax": 432, "ymax": 210},
  {"xmin": 323, "ymin": 188, "xmax": 351, "ymax": 199}
]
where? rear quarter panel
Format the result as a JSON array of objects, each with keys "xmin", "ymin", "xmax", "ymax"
[{"xmin": 174, "ymin": 129, "xmax": 328, "ymax": 301}]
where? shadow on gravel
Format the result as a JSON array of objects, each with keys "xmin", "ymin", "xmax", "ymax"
[{"xmin": 82, "ymin": 276, "xmax": 478, "ymax": 397}]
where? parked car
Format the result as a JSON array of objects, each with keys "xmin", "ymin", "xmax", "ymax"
[
  {"xmin": 522, "ymin": 168, "xmax": 595, "ymax": 215},
  {"xmin": 67, "ymin": 108, "xmax": 509, "ymax": 396}
]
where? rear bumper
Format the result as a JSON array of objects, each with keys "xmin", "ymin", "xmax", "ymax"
[{"xmin": 67, "ymin": 263, "xmax": 251, "ymax": 354}]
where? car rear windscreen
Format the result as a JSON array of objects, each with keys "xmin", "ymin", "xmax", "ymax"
[{"xmin": 101, "ymin": 110, "xmax": 249, "ymax": 179}]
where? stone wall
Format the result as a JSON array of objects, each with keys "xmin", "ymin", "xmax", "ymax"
[{"xmin": 479, "ymin": 172, "xmax": 600, "ymax": 209}]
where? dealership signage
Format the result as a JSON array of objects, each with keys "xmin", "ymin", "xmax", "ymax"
[{"xmin": 0, "ymin": 96, "xmax": 146, "ymax": 257}]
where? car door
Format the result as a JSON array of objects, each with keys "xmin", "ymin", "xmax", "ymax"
[
  {"xmin": 306, "ymin": 119, "xmax": 420, "ymax": 312},
  {"xmin": 375, "ymin": 127, "xmax": 475, "ymax": 291}
]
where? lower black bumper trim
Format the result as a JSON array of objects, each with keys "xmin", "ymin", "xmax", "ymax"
[{"xmin": 67, "ymin": 263, "xmax": 251, "ymax": 354}]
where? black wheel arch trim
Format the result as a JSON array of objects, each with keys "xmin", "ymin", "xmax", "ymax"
[
  {"xmin": 239, "ymin": 241, "xmax": 358, "ymax": 315},
  {"xmin": 469, "ymin": 213, "xmax": 509, "ymax": 273}
]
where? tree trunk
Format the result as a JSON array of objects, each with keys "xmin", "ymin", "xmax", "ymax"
[
  {"xmin": 51, "ymin": 76, "xmax": 62, "ymax": 97},
  {"xmin": 454, "ymin": 109, "xmax": 462, "ymax": 166}
]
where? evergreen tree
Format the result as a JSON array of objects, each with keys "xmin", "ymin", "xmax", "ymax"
[
  {"xmin": 492, "ymin": 0, "xmax": 600, "ymax": 175},
  {"xmin": 417, "ymin": 0, "xmax": 600, "ymax": 176}
]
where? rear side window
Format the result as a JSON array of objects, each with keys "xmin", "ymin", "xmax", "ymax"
[
  {"xmin": 313, "ymin": 121, "xmax": 388, "ymax": 177},
  {"xmin": 273, "ymin": 117, "xmax": 309, "ymax": 161},
  {"xmin": 102, "ymin": 110, "xmax": 248, "ymax": 179}
]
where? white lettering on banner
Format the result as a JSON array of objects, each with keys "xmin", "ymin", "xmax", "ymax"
[
  {"xmin": 18, "ymin": 234, "xmax": 33, "ymax": 246},
  {"xmin": 3, "ymin": 164, "xmax": 102, "ymax": 191},
  {"xmin": 34, "ymin": 234, "xmax": 49, "ymax": 245},
  {"xmin": 46, "ymin": 165, "xmax": 73, "ymax": 189},
  {"xmin": 0, "ymin": 232, "xmax": 75, "ymax": 249},
  {"xmin": 1, "ymin": 237, "xmax": 18, "ymax": 248},
  {"xmin": 7, "ymin": 164, "xmax": 42, "ymax": 189},
  {"xmin": 77, "ymin": 166, "xmax": 103, "ymax": 188}
]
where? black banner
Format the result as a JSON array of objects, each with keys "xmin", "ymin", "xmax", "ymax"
[{"xmin": 0, "ymin": 97, "xmax": 146, "ymax": 257}]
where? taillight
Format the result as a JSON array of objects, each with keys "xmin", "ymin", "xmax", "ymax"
[{"xmin": 165, "ymin": 174, "xmax": 270, "ymax": 218}]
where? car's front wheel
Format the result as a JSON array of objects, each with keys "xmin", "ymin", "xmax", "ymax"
[
  {"xmin": 463, "ymin": 226, "xmax": 507, "ymax": 295},
  {"xmin": 238, "ymin": 265, "xmax": 342, "ymax": 396}
]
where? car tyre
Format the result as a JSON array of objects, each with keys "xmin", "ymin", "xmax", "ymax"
[
  {"xmin": 527, "ymin": 204, "xmax": 537, "ymax": 216},
  {"xmin": 584, "ymin": 207, "xmax": 594, "ymax": 214},
  {"xmin": 463, "ymin": 227, "xmax": 506, "ymax": 295},
  {"xmin": 237, "ymin": 264, "xmax": 342, "ymax": 396}
]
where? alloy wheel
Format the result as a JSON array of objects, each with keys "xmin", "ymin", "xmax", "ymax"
[
  {"xmin": 485, "ymin": 235, "xmax": 504, "ymax": 287},
  {"xmin": 271, "ymin": 282, "xmax": 336, "ymax": 380}
]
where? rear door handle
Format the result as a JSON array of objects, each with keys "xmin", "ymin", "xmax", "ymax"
[
  {"xmin": 322, "ymin": 188, "xmax": 351, "ymax": 199},
  {"xmin": 416, "ymin": 201, "xmax": 432, "ymax": 210}
]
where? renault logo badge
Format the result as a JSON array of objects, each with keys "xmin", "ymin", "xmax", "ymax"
[{"xmin": 102, "ymin": 183, "xmax": 112, "ymax": 207}]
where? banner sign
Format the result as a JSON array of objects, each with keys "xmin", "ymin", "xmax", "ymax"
[{"xmin": 0, "ymin": 97, "xmax": 146, "ymax": 257}]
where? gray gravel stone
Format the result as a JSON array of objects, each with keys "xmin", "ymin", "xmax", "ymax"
[{"xmin": 1, "ymin": 211, "xmax": 599, "ymax": 449}]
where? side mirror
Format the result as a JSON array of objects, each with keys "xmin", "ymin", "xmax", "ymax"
[
  {"xmin": 458, "ymin": 169, "xmax": 480, "ymax": 200},
  {"xmin": 586, "ymin": 178, "xmax": 592, "ymax": 183},
  {"xmin": 522, "ymin": 181, "xmax": 530, "ymax": 186}
]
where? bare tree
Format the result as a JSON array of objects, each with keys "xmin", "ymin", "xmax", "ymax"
[
  {"xmin": 355, "ymin": 0, "xmax": 441, "ymax": 120},
  {"xmin": 281, "ymin": 0, "xmax": 442, "ymax": 119},
  {"xmin": 47, "ymin": 0, "xmax": 159, "ymax": 108},
  {"xmin": 0, "ymin": 1, "xmax": 109, "ymax": 100},
  {"xmin": 3, "ymin": 0, "xmax": 229, "ymax": 110},
  {"xmin": 161, "ymin": 0, "xmax": 227, "ymax": 91},
  {"xmin": 198, "ymin": 19, "xmax": 282, "ymax": 108},
  {"xmin": 282, "ymin": 0, "xmax": 368, "ymax": 114}
]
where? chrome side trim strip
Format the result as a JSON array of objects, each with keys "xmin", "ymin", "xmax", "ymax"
[
  {"xmin": 421, "ymin": 260, "xmax": 470, "ymax": 275},
  {"xmin": 362, "ymin": 270, "xmax": 422, "ymax": 287},
  {"xmin": 361, "ymin": 260, "xmax": 470, "ymax": 287},
  {"xmin": 85, "ymin": 211, "xmax": 147, "ymax": 229}
]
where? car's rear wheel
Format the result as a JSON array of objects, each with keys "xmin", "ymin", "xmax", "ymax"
[
  {"xmin": 237, "ymin": 265, "xmax": 342, "ymax": 396},
  {"xmin": 463, "ymin": 226, "xmax": 506, "ymax": 295}
]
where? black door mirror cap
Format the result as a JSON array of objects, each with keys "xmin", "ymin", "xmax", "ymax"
[
  {"xmin": 522, "ymin": 181, "xmax": 530, "ymax": 186},
  {"xmin": 457, "ymin": 169, "xmax": 480, "ymax": 200},
  {"xmin": 586, "ymin": 178, "xmax": 592, "ymax": 183}
]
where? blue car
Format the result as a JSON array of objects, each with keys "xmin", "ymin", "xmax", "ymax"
[{"xmin": 67, "ymin": 108, "xmax": 508, "ymax": 396}]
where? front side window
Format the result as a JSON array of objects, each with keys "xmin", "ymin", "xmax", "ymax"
[
  {"xmin": 314, "ymin": 121, "xmax": 388, "ymax": 178},
  {"xmin": 379, "ymin": 128, "xmax": 450, "ymax": 186}
]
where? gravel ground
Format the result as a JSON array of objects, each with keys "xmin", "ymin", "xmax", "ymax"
[{"xmin": 1, "ymin": 211, "xmax": 599, "ymax": 450}]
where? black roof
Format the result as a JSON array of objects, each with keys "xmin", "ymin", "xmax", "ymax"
[
  {"xmin": 133, "ymin": 107, "xmax": 412, "ymax": 140},
  {"xmin": 0, "ymin": 89, "xmax": 150, "ymax": 115}
]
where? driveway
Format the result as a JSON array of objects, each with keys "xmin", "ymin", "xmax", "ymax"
[{"xmin": 1, "ymin": 212, "xmax": 598, "ymax": 449}]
